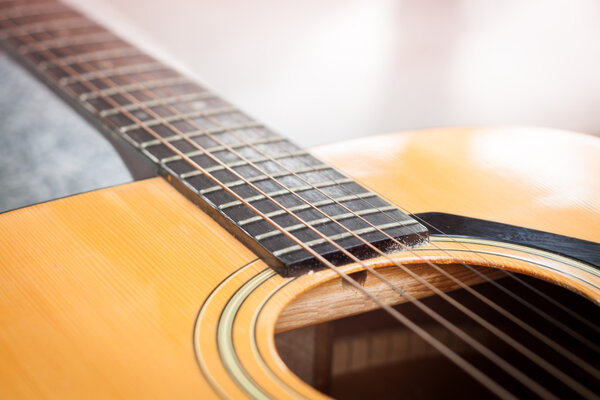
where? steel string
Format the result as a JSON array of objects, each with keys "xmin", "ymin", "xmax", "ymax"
[{"xmin": 3, "ymin": 13, "xmax": 519, "ymax": 399}]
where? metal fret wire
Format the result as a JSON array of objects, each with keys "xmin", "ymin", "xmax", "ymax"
[
  {"xmin": 3, "ymin": 3, "xmax": 597, "ymax": 397},
  {"xmin": 58, "ymin": 61, "xmax": 164, "ymax": 86},
  {"xmin": 18, "ymin": 30, "xmax": 116, "ymax": 54},
  {"xmin": 39, "ymin": 46, "xmax": 142, "ymax": 70},
  {"xmin": 0, "ymin": 16, "xmax": 94, "ymax": 39},
  {"xmin": 114, "ymin": 51, "xmax": 598, "ymax": 393},
  {"xmin": 3, "ymin": 12, "xmax": 519, "ymax": 400},
  {"xmin": 0, "ymin": 1, "xmax": 68, "ymax": 20},
  {"xmin": 29, "ymin": 29, "xmax": 586, "ymax": 400}
]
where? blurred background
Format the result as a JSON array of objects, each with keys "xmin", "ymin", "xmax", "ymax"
[
  {"xmin": 67, "ymin": 0, "xmax": 600, "ymax": 145},
  {"xmin": 1, "ymin": 0, "xmax": 600, "ymax": 211}
]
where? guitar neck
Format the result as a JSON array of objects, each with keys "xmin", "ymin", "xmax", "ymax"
[{"xmin": 0, "ymin": 0, "xmax": 428, "ymax": 275}]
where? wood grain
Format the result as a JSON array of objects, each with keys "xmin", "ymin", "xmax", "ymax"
[
  {"xmin": 0, "ymin": 178, "xmax": 255, "ymax": 398},
  {"xmin": 276, "ymin": 264, "xmax": 504, "ymax": 333}
]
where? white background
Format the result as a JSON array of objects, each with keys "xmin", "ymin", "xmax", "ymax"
[{"xmin": 65, "ymin": 0, "xmax": 600, "ymax": 147}]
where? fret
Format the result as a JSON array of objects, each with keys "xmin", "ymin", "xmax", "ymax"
[
  {"xmin": 206, "ymin": 150, "xmax": 309, "ymax": 179},
  {"xmin": 200, "ymin": 163, "xmax": 331, "ymax": 196},
  {"xmin": 140, "ymin": 121, "xmax": 262, "ymax": 148},
  {"xmin": 161, "ymin": 136, "xmax": 284, "ymax": 165},
  {"xmin": 160, "ymin": 149, "xmax": 308, "ymax": 179},
  {"xmin": 181, "ymin": 161, "xmax": 329, "ymax": 191},
  {"xmin": 254, "ymin": 205, "xmax": 398, "ymax": 241},
  {"xmin": 198, "ymin": 163, "xmax": 294, "ymax": 195},
  {"xmin": 99, "ymin": 91, "xmax": 213, "ymax": 117},
  {"xmin": 237, "ymin": 192, "xmax": 379, "ymax": 226},
  {"xmin": 0, "ymin": 2, "xmax": 68, "ymax": 21},
  {"xmin": 272, "ymin": 221, "xmax": 419, "ymax": 257},
  {"xmin": 78, "ymin": 53, "xmax": 155, "ymax": 73},
  {"xmin": 118, "ymin": 106, "xmax": 236, "ymax": 133},
  {"xmin": 57, "ymin": 61, "xmax": 164, "ymax": 86},
  {"xmin": 79, "ymin": 76, "xmax": 189, "ymax": 101},
  {"xmin": 0, "ymin": 16, "xmax": 92, "ymax": 40},
  {"xmin": 217, "ymin": 176, "xmax": 350, "ymax": 211},
  {"xmin": 198, "ymin": 164, "xmax": 330, "ymax": 200},
  {"xmin": 14, "ymin": 22, "xmax": 100, "ymax": 44},
  {"xmin": 18, "ymin": 31, "xmax": 117, "ymax": 54},
  {"xmin": 4, "ymin": 15, "xmax": 80, "ymax": 36},
  {"xmin": 39, "ymin": 46, "xmax": 141, "ymax": 70}
]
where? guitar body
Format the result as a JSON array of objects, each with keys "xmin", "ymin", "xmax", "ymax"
[{"xmin": 1, "ymin": 126, "xmax": 598, "ymax": 398}]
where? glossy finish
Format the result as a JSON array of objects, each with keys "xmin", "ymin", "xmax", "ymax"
[
  {"xmin": 0, "ymin": 127, "xmax": 598, "ymax": 398},
  {"xmin": 0, "ymin": 178, "xmax": 254, "ymax": 398},
  {"xmin": 313, "ymin": 126, "xmax": 600, "ymax": 243}
]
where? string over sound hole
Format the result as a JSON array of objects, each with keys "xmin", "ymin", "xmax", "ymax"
[{"xmin": 276, "ymin": 269, "xmax": 600, "ymax": 399}]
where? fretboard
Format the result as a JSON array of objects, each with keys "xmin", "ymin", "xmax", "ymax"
[{"xmin": 0, "ymin": 0, "xmax": 428, "ymax": 275}]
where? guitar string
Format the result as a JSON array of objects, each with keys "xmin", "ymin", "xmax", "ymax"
[
  {"xmin": 497, "ymin": 271, "xmax": 600, "ymax": 334},
  {"xmin": 27, "ymin": 32, "xmax": 591, "ymax": 399},
  {"xmin": 3, "ymin": 0, "xmax": 593, "ymax": 340},
  {"xmin": 111, "ymin": 62, "xmax": 600, "ymax": 379},
  {"xmin": 382, "ymin": 202, "xmax": 600, "ymax": 346},
  {"xmin": 6, "ymin": 9, "xmax": 595, "ymax": 396},
  {"xmin": 2, "ymin": 14, "xmax": 519, "ymax": 400},
  {"xmin": 3, "ymin": 6, "xmax": 596, "ymax": 397}
]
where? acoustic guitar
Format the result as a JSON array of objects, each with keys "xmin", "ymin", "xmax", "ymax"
[{"xmin": 1, "ymin": 1, "xmax": 599, "ymax": 399}]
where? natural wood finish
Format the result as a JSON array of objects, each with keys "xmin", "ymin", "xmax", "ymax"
[
  {"xmin": 275, "ymin": 264, "xmax": 504, "ymax": 333},
  {"xmin": 0, "ymin": 178, "xmax": 256, "ymax": 399},
  {"xmin": 0, "ymin": 127, "xmax": 598, "ymax": 398}
]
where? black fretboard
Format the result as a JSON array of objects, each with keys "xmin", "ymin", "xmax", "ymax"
[{"xmin": 0, "ymin": 0, "xmax": 428, "ymax": 275}]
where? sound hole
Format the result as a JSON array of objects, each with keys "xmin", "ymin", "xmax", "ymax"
[{"xmin": 275, "ymin": 272, "xmax": 600, "ymax": 399}]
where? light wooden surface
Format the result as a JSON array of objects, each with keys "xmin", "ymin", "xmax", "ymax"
[
  {"xmin": 0, "ymin": 127, "xmax": 598, "ymax": 398},
  {"xmin": 276, "ymin": 264, "xmax": 504, "ymax": 333},
  {"xmin": 313, "ymin": 126, "xmax": 600, "ymax": 243},
  {"xmin": 0, "ymin": 177, "xmax": 255, "ymax": 398}
]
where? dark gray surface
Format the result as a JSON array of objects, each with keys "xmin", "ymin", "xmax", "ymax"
[{"xmin": 0, "ymin": 50, "xmax": 132, "ymax": 213}]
